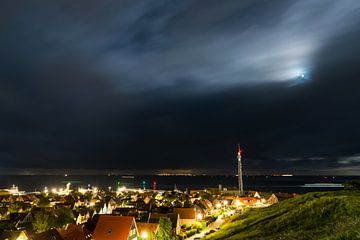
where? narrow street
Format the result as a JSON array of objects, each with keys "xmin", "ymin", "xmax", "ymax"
[
  {"xmin": 187, "ymin": 209, "xmax": 238, "ymax": 240},
  {"xmin": 187, "ymin": 216, "xmax": 224, "ymax": 240}
]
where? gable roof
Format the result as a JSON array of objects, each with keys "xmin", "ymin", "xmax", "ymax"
[
  {"xmin": 236, "ymin": 197, "xmax": 260, "ymax": 205},
  {"xmin": 173, "ymin": 208, "xmax": 196, "ymax": 220},
  {"xmin": 57, "ymin": 224, "xmax": 89, "ymax": 240},
  {"xmin": 0, "ymin": 230, "xmax": 29, "ymax": 240},
  {"xmin": 92, "ymin": 215, "xmax": 137, "ymax": 240},
  {"xmin": 0, "ymin": 207, "xmax": 8, "ymax": 215}
]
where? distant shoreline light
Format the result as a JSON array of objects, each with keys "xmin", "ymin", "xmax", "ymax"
[{"xmin": 302, "ymin": 183, "xmax": 344, "ymax": 188}]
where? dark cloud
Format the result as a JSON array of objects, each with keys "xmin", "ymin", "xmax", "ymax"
[{"xmin": 1, "ymin": 0, "xmax": 360, "ymax": 174}]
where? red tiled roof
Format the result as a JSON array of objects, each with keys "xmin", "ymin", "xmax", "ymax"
[
  {"xmin": 92, "ymin": 215, "xmax": 136, "ymax": 240},
  {"xmin": 57, "ymin": 224, "xmax": 88, "ymax": 240},
  {"xmin": 173, "ymin": 208, "xmax": 196, "ymax": 220},
  {"xmin": 237, "ymin": 197, "xmax": 259, "ymax": 205}
]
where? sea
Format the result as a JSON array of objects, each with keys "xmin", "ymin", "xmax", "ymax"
[{"xmin": 1, "ymin": 175, "xmax": 359, "ymax": 194}]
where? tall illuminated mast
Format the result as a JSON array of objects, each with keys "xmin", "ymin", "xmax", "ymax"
[{"xmin": 237, "ymin": 144, "xmax": 244, "ymax": 196}]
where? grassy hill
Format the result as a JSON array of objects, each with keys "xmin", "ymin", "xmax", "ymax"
[{"xmin": 205, "ymin": 191, "xmax": 360, "ymax": 240}]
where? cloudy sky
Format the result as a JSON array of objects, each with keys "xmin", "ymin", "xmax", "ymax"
[{"xmin": 1, "ymin": 0, "xmax": 360, "ymax": 175}]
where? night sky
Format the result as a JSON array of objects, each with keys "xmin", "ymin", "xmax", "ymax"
[{"xmin": 1, "ymin": 0, "xmax": 360, "ymax": 175}]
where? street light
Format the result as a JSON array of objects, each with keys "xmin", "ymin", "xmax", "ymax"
[
  {"xmin": 197, "ymin": 213, "xmax": 203, "ymax": 221},
  {"xmin": 141, "ymin": 231, "xmax": 148, "ymax": 239}
]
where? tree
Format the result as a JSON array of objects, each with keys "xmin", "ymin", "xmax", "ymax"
[
  {"xmin": 84, "ymin": 192, "xmax": 93, "ymax": 201},
  {"xmin": 32, "ymin": 211, "xmax": 55, "ymax": 233},
  {"xmin": 8, "ymin": 202, "xmax": 23, "ymax": 213},
  {"xmin": 54, "ymin": 207, "xmax": 75, "ymax": 227},
  {"xmin": 38, "ymin": 197, "xmax": 51, "ymax": 207},
  {"xmin": 8, "ymin": 202, "xmax": 31, "ymax": 213},
  {"xmin": 199, "ymin": 191, "xmax": 213, "ymax": 201},
  {"xmin": 156, "ymin": 217, "xmax": 177, "ymax": 240},
  {"xmin": 0, "ymin": 220, "xmax": 15, "ymax": 231},
  {"xmin": 183, "ymin": 199, "xmax": 193, "ymax": 208}
]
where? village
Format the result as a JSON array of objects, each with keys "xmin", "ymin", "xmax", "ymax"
[{"xmin": 0, "ymin": 182, "xmax": 296, "ymax": 240}]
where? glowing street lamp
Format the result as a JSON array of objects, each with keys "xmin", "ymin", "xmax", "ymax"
[
  {"xmin": 141, "ymin": 231, "xmax": 148, "ymax": 239},
  {"xmin": 197, "ymin": 213, "xmax": 203, "ymax": 221}
]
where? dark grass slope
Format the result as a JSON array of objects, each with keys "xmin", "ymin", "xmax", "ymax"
[{"xmin": 206, "ymin": 191, "xmax": 360, "ymax": 240}]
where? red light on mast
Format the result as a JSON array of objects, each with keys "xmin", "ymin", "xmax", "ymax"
[{"xmin": 237, "ymin": 144, "xmax": 242, "ymax": 156}]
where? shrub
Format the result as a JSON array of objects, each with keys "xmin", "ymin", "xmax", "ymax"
[{"xmin": 186, "ymin": 229, "xmax": 197, "ymax": 237}]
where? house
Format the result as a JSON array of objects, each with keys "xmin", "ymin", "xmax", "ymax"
[
  {"xmin": 173, "ymin": 208, "xmax": 197, "ymax": 226},
  {"xmin": 154, "ymin": 193, "xmax": 163, "ymax": 201},
  {"xmin": 92, "ymin": 215, "xmax": 138, "ymax": 240},
  {"xmin": 171, "ymin": 199, "xmax": 183, "ymax": 208},
  {"xmin": 136, "ymin": 222, "xmax": 159, "ymax": 239},
  {"xmin": 237, "ymin": 197, "xmax": 261, "ymax": 206},
  {"xmin": 194, "ymin": 199, "xmax": 213, "ymax": 216},
  {"xmin": 98, "ymin": 203, "xmax": 113, "ymax": 215},
  {"xmin": 266, "ymin": 194, "xmax": 279, "ymax": 205},
  {"xmin": 143, "ymin": 196, "xmax": 151, "ymax": 205},
  {"xmin": 112, "ymin": 208, "xmax": 131, "ymax": 216},
  {"xmin": 29, "ymin": 195, "xmax": 40, "ymax": 206},
  {"xmin": 57, "ymin": 224, "xmax": 91, "ymax": 240},
  {"xmin": 248, "ymin": 191, "xmax": 281, "ymax": 206},
  {"xmin": 74, "ymin": 209, "xmax": 91, "ymax": 225},
  {"xmin": 252, "ymin": 192, "xmax": 270, "ymax": 204},
  {"xmin": 74, "ymin": 200, "xmax": 85, "ymax": 208},
  {"xmin": 0, "ymin": 230, "xmax": 30, "ymax": 240},
  {"xmin": 108, "ymin": 199, "xmax": 117, "ymax": 209},
  {"xmin": 202, "ymin": 199, "xmax": 213, "ymax": 211},
  {"xmin": 0, "ymin": 207, "xmax": 9, "ymax": 220},
  {"xmin": 254, "ymin": 192, "xmax": 261, "ymax": 199},
  {"xmin": 15, "ymin": 212, "xmax": 34, "ymax": 229}
]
